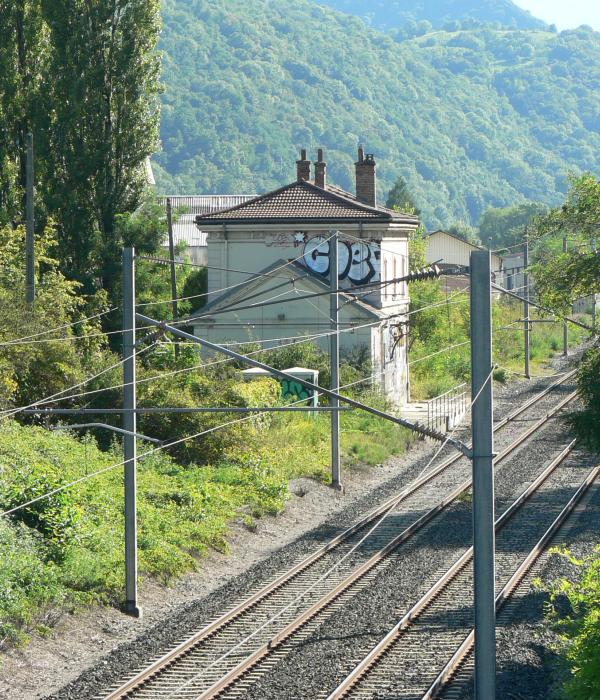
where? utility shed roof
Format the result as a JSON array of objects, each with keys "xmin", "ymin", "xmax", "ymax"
[{"xmin": 195, "ymin": 180, "xmax": 419, "ymax": 226}]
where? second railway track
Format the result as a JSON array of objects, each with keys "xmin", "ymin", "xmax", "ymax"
[{"xmin": 99, "ymin": 370, "xmax": 582, "ymax": 700}]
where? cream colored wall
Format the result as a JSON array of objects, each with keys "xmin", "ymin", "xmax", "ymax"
[
  {"xmin": 204, "ymin": 223, "xmax": 412, "ymax": 313},
  {"xmin": 198, "ymin": 221, "xmax": 414, "ymax": 406},
  {"xmin": 193, "ymin": 280, "xmax": 376, "ymax": 353},
  {"xmin": 426, "ymin": 232, "xmax": 502, "ymax": 272}
]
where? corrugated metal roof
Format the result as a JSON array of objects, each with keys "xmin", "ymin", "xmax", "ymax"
[{"xmin": 159, "ymin": 195, "xmax": 256, "ymax": 248}]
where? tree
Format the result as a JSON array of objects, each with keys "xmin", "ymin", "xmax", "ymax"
[
  {"xmin": 478, "ymin": 202, "xmax": 548, "ymax": 250},
  {"xmin": 532, "ymin": 175, "xmax": 600, "ymax": 312},
  {"xmin": 40, "ymin": 0, "xmax": 162, "ymax": 293},
  {"xmin": 531, "ymin": 174, "xmax": 600, "ymax": 450},
  {"xmin": 386, "ymin": 176, "xmax": 421, "ymax": 216},
  {"xmin": 0, "ymin": 0, "xmax": 50, "ymax": 224}
]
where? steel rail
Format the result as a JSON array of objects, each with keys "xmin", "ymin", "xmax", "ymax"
[
  {"xmin": 326, "ymin": 440, "xmax": 578, "ymax": 698},
  {"xmin": 191, "ymin": 400, "xmax": 577, "ymax": 700},
  {"xmin": 102, "ymin": 371, "xmax": 576, "ymax": 700},
  {"xmin": 422, "ymin": 461, "xmax": 600, "ymax": 700}
]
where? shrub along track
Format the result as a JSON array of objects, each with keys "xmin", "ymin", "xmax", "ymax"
[{"xmin": 97, "ymin": 371, "xmax": 581, "ymax": 700}]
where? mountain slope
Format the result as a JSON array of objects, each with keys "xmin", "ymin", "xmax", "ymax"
[
  {"xmin": 317, "ymin": 0, "xmax": 547, "ymax": 31},
  {"xmin": 155, "ymin": 0, "xmax": 600, "ymax": 229}
]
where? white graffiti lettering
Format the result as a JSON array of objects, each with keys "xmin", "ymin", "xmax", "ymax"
[{"xmin": 303, "ymin": 235, "xmax": 381, "ymax": 285}]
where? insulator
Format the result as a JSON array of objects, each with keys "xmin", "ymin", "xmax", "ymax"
[{"xmin": 406, "ymin": 264, "xmax": 442, "ymax": 284}]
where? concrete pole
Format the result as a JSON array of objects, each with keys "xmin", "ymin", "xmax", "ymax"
[
  {"xmin": 122, "ymin": 248, "xmax": 141, "ymax": 617},
  {"xmin": 563, "ymin": 237, "xmax": 569, "ymax": 356},
  {"xmin": 470, "ymin": 250, "xmax": 496, "ymax": 700},
  {"xmin": 166, "ymin": 198, "xmax": 180, "ymax": 357},
  {"xmin": 330, "ymin": 231, "xmax": 342, "ymax": 490},
  {"xmin": 26, "ymin": 132, "xmax": 35, "ymax": 305},
  {"xmin": 523, "ymin": 232, "xmax": 531, "ymax": 379}
]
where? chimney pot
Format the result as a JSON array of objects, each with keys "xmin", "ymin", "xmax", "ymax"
[
  {"xmin": 315, "ymin": 148, "xmax": 327, "ymax": 189},
  {"xmin": 355, "ymin": 149, "xmax": 377, "ymax": 207},
  {"xmin": 296, "ymin": 148, "xmax": 311, "ymax": 182}
]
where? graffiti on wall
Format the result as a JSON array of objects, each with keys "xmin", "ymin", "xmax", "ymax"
[
  {"xmin": 303, "ymin": 235, "xmax": 381, "ymax": 285},
  {"xmin": 281, "ymin": 379, "xmax": 311, "ymax": 403}
]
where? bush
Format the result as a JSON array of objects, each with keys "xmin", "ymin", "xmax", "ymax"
[
  {"xmin": 546, "ymin": 547, "xmax": 600, "ymax": 699},
  {"xmin": 569, "ymin": 346, "xmax": 600, "ymax": 451}
]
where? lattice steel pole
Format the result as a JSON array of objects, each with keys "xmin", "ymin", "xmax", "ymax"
[
  {"xmin": 123, "ymin": 248, "xmax": 141, "ymax": 617},
  {"xmin": 330, "ymin": 231, "xmax": 342, "ymax": 490},
  {"xmin": 470, "ymin": 250, "xmax": 496, "ymax": 700}
]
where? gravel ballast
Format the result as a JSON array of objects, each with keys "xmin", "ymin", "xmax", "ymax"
[{"xmin": 0, "ymin": 355, "xmax": 589, "ymax": 700}]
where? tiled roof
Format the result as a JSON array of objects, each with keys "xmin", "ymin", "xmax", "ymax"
[{"xmin": 195, "ymin": 180, "xmax": 419, "ymax": 225}]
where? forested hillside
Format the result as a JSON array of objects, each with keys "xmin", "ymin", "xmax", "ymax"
[
  {"xmin": 317, "ymin": 0, "xmax": 546, "ymax": 31},
  {"xmin": 155, "ymin": 0, "xmax": 600, "ymax": 229}
]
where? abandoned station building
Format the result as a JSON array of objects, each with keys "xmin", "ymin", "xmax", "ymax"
[{"xmin": 191, "ymin": 149, "xmax": 420, "ymax": 404}]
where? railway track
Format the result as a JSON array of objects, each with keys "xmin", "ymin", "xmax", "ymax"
[
  {"xmin": 327, "ymin": 445, "xmax": 599, "ymax": 699},
  {"xmin": 433, "ymin": 468, "xmax": 599, "ymax": 700},
  {"xmin": 100, "ymin": 371, "xmax": 580, "ymax": 700}
]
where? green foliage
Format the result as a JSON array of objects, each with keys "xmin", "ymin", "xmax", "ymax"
[
  {"xmin": 0, "ymin": 0, "xmax": 50, "ymax": 224},
  {"xmin": 386, "ymin": 176, "xmax": 421, "ymax": 216},
  {"xmin": 138, "ymin": 357, "xmax": 281, "ymax": 465},
  {"xmin": 0, "ymin": 519, "xmax": 64, "ymax": 646},
  {"xmin": 156, "ymin": 2, "xmax": 600, "ymax": 230},
  {"xmin": 0, "ymin": 223, "xmax": 116, "ymax": 410},
  {"xmin": 408, "ymin": 281, "xmax": 588, "ymax": 400},
  {"xmin": 0, "ymin": 361, "xmax": 414, "ymax": 647},
  {"xmin": 318, "ymin": 0, "xmax": 547, "ymax": 31},
  {"xmin": 569, "ymin": 348, "xmax": 600, "ymax": 451},
  {"xmin": 0, "ymin": 0, "xmax": 162, "ymax": 295},
  {"xmin": 529, "ymin": 176, "xmax": 600, "ymax": 448},
  {"xmin": 478, "ymin": 202, "xmax": 548, "ymax": 250},
  {"xmin": 181, "ymin": 267, "xmax": 209, "ymax": 312},
  {"xmin": 546, "ymin": 547, "xmax": 600, "ymax": 700},
  {"xmin": 532, "ymin": 174, "xmax": 600, "ymax": 314}
]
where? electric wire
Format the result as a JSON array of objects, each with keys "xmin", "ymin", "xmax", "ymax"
[
  {"xmin": 0, "ymin": 342, "xmax": 158, "ymax": 422},
  {"xmin": 0, "ymin": 307, "xmax": 118, "ymax": 348},
  {"xmin": 168, "ymin": 369, "xmax": 495, "ymax": 697},
  {"xmin": 135, "ymin": 232, "xmax": 336, "ymax": 309}
]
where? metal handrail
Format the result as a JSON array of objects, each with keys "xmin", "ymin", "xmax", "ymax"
[{"xmin": 426, "ymin": 383, "xmax": 468, "ymax": 430}]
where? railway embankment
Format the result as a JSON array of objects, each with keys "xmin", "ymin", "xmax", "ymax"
[{"xmin": 3, "ymin": 352, "xmax": 592, "ymax": 700}]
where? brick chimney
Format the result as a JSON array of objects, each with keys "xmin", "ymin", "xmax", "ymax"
[
  {"xmin": 296, "ymin": 148, "xmax": 311, "ymax": 182},
  {"xmin": 315, "ymin": 148, "xmax": 327, "ymax": 189},
  {"xmin": 355, "ymin": 146, "xmax": 377, "ymax": 207}
]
